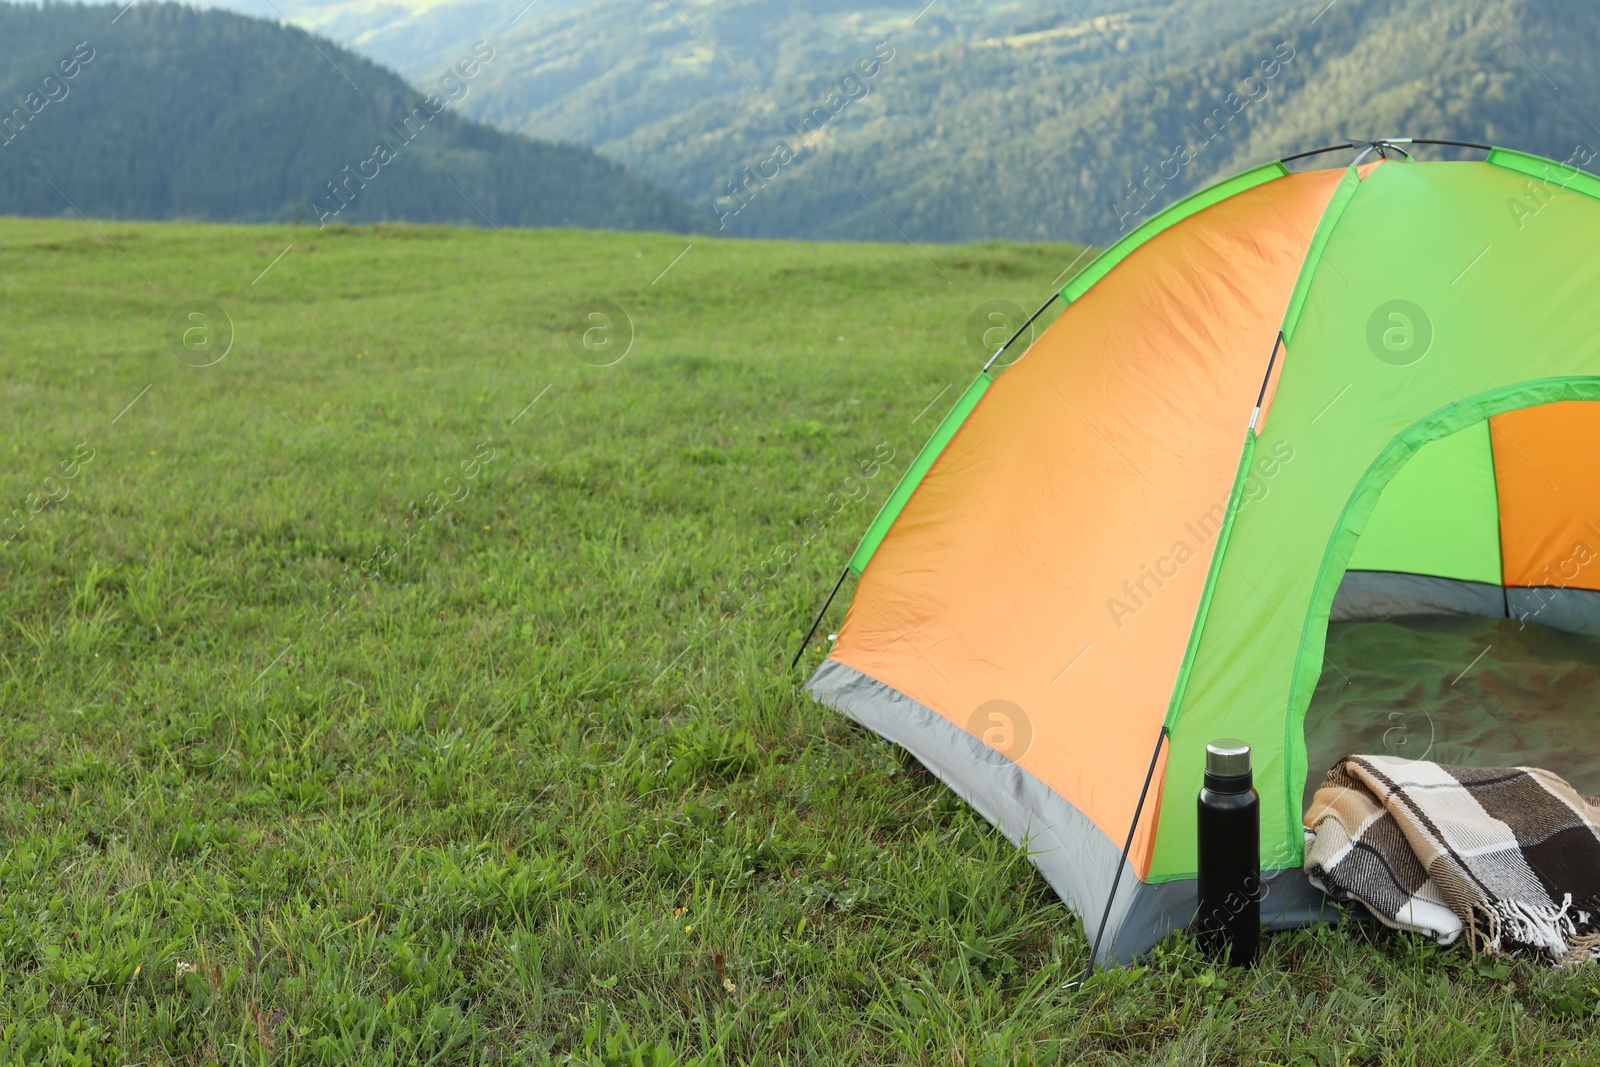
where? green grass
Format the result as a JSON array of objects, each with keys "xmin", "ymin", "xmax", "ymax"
[{"xmin": 1, "ymin": 215, "xmax": 1598, "ymax": 1064}]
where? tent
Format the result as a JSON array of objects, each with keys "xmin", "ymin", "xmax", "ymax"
[{"xmin": 798, "ymin": 140, "xmax": 1600, "ymax": 967}]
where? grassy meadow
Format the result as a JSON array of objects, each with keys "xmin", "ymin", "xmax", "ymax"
[{"xmin": 1, "ymin": 215, "xmax": 1599, "ymax": 1064}]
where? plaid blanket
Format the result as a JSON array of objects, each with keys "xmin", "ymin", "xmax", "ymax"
[{"xmin": 1304, "ymin": 755, "xmax": 1600, "ymax": 965}]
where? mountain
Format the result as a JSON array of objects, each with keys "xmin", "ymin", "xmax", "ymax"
[
  {"xmin": 208, "ymin": 0, "xmax": 1600, "ymax": 245},
  {"xmin": 0, "ymin": 1, "xmax": 702, "ymax": 232}
]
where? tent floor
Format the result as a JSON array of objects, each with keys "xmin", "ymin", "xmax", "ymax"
[{"xmin": 1304, "ymin": 614, "xmax": 1600, "ymax": 809}]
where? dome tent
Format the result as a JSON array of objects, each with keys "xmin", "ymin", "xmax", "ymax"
[{"xmin": 798, "ymin": 140, "xmax": 1600, "ymax": 968}]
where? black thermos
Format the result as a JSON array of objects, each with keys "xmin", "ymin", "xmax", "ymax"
[{"xmin": 1195, "ymin": 738, "xmax": 1260, "ymax": 966}]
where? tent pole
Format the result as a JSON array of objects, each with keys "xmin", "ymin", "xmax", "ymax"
[
  {"xmin": 1279, "ymin": 142, "xmax": 1355, "ymax": 164},
  {"xmin": 1393, "ymin": 137, "xmax": 1492, "ymax": 152},
  {"xmin": 789, "ymin": 565, "xmax": 850, "ymax": 671},
  {"xmin": 1083, "ymin": 725, "xmax": 1170, "ymax": 982},
  {"xmin": 1248, "ymin": 332, "xmax": 1284, "ymax": 430},
  {"xmin": 981, "ymin": 291, "xmax": 1062, "ymax": 373},
  {"xmin": 791, "ymin": 282, "xmax": 1063, "ymax": 671},
  {"xmin": 1280, "ymin": 138, "xmax": 1491, "ymax": 167}
]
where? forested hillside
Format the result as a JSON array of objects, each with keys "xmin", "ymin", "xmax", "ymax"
[
  {"xmin": 339, "ymin": 0, "xmax": 1600, "ymax": 243},
  {"xmin": 9, "ymin": 0, "xmax": 1594, "ymax": 242},
  {"xmin": 0, "ymin": 2, "xmax": 702, "ymax": 231}
]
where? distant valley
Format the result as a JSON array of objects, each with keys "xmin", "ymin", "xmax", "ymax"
[{"xmin": 190, "ymin": 0, "xmax": 1600, "ymax": 243}]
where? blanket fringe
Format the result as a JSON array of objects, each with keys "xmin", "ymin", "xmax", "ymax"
[{"xmin": 1466, "ymin": 893, "xmax": 1600, "ymax": 966}]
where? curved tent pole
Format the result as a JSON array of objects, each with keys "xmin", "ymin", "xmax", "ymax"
[
  {"xmin": 789, "ymin": 565, "xmax": 850, "ymax": 670},
  {"xmin": 1401, "ymin": 138, "xmax": 1493, "ymax": 152},
  {"xmin": 981, "ymin": 291, "xmax": 1063, "ymax": 374},
  {"xmin": 794, "ymin": 154, "xmax": 1322, "ymax": 670},
  {"xmin": 1282, "ymin": 137, "xmax": 1494, "ymax": 167},
  {"xmin": 1248, "ymin": 332, "xmax": 1285, "ymax": 431},
  {"xmin": 790, "ymin": 286, "xmax": 1065, "ymax": 669},
  {"xmin": 1280, "ymin": 142, "xmax": 1356, "ymax": 164},
  {"xmin": 1351, "ymin": 140, "xmax": 1406, "ymax": 166},
  {"xmin": 791, "ymin": 152, "xmax": 1307, "ymax": 667},
  {"xmin": 1084, "ymin": 724, "xmax": 1170, "ymax": 982}
]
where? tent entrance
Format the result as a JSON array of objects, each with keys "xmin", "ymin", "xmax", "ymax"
[
  {"xmin": 1303, "ymin": 616, "xmax": 1600, "ymax": 806},
  {"xmin": 1301, "ymin": 400, "xmax": 1600, "ymax": 806}
]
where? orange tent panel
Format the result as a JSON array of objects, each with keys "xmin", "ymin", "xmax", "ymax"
[
  {"xmin": 830, "ymin": 168, "xmax": 1346, "ymax": 869},
  {"xmin": 1492, "ymin": 401, "xmax": 1600, "ymax": 591}
]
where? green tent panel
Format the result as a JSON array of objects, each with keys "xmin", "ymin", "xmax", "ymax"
[{"xmin": 1345, "ymin": 419, "xmax": 1501, "ymax": 585}]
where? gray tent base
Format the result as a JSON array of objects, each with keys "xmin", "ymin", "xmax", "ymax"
[
  {"xmin": 1331, "ymin": 569, "xmax": 1600, "ymax": 636},
  {"xmin": 807, "ymin": 658, "xmax": 1343, "ymax": 969}
]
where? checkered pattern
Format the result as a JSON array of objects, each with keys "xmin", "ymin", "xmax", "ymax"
[{"xmin": 1304, "ymin": 755, "xmax": 1600, "ymax": 965}]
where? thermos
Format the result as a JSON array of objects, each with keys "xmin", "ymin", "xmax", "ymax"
[{"xmin": 1195, "ymin": 738, "xmax": 1260, "ymax": 966}]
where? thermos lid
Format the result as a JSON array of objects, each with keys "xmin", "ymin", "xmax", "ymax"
[{"xmin": 1205, "ymin": 738, "xmax": 1251, "ymax": 777}]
